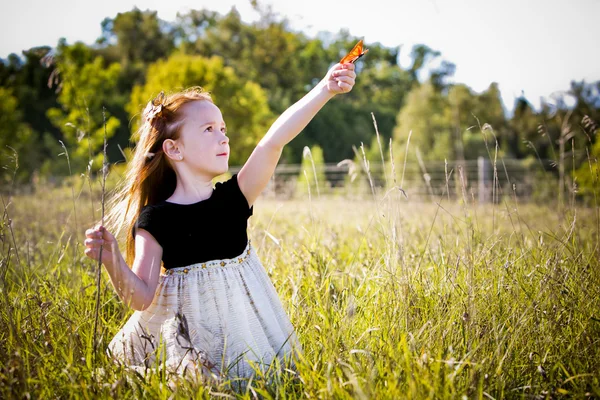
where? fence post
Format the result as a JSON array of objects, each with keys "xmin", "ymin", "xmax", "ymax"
[{"xmin": 478, "ymin": 156, "xmax": 489, "ymax": 203}]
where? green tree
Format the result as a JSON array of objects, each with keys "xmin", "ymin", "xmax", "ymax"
[
  {"xmin": 447, "ymin": 84, "xmax": 479, "ymax": 160},
  {"xmin": 0, "ymin": 48, "xmax": 60, "ymax": 141},
  {"xmin": 447, "ymin": 83, "xmax": 509, "ymax": 160},
  {"xmin": 0, "ymin": 88, "xmax": 38, "ymax": 184},
  {"xmin": 128, "ymin": 53, "xmax": 273, "ymax": 165},
  {"xmin": 0, "ymin": 47, "xmax": 62, "ymax": 180},
  {"xmin": 46, "ymin": 41, "xmax": 122, "ymax": 175},
  {"xmin": 394, "ymin": 80, "xmax": 510, "ymax": 163},
  {"xmin": 507, "ymin": 96, "xmax": 540, "ymax": 159},
  {"xmin": 97, "ymin": 8, "xmax": 175, "ymax": 68},
  {"xmin": 393, "ymin": 82, "xmax": 452, "ymax": 163}
]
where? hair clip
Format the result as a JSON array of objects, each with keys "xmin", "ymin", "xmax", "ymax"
[
  {"xmin": 143, "ymin": 91, "xmax": 166, "ymax": 123},
  {"xmin": 145, "ymin": 152, "xmax": 156, "ymax": 159}
]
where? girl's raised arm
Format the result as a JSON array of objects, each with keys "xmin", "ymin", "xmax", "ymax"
[{"xmin": 238, "ymin": 62, "xmax": 356, "ymax": 206}]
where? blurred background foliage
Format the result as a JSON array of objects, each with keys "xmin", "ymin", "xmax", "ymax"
[{"xmin": 0, "ymin": 5, "xmax": 598, "ymax": 197}]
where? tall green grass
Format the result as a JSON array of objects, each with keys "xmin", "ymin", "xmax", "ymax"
[{"xmin": 0, "ymin": 178, "xmax": 598, "ymax": 398}]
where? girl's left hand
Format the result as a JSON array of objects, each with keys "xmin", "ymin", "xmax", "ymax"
[{"xmin": 323, "ymin": 63, "xmax": 356, "ymax": 95}]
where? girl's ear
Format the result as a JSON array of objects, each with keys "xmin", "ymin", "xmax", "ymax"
[{"xmin": 163, "ymin": 139, "xmax": 183, "ymax": 161}]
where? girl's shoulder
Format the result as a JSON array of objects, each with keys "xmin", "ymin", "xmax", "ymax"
[
  {"xmin": 213, "ymin": 174, "xmax": 253, "ymax": 217},
  {"xmin": 139, "ymin": 202, "xmax": 169, "ymax": 217},
  {"xmin": 133, "ymin": 203, "xmax": 167, "ymax": 241}
]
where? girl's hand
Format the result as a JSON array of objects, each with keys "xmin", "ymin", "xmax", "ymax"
[
  {"xmin": 84, "ymin": 225, "xmax": 119, "ymax": 267},
  {"xmin": 323, "ymin": 63, "xmax": 356, "ymax": 95}
]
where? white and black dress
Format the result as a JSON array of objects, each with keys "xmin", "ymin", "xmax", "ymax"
[{"xmin": 107, "ymin": 174, "xmax": 300, "ymax": 382}]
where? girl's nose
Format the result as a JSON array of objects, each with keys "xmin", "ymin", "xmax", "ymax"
[{"xmin": 220, "ymin": 134, "xmax": 229, "ymax": 145}]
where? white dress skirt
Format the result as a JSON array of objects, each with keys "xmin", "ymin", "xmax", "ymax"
[{"xmin": 107, "ymin": 241, "xmax": 300, "ymax": 384}]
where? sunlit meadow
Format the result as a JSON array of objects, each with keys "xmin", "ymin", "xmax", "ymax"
[{"xmin": 0, "ymin": 150, "xmax": 599, "ymax": 398}]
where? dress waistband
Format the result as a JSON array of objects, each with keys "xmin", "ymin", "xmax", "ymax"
[{"xmin": 161, "ymin": 241, "xmax": 253, "ymax": 276}]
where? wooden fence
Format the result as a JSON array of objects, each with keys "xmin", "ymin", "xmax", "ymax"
[{"xmin": 229, "ymin": 157, "xmax": 560, "ymax": 202}]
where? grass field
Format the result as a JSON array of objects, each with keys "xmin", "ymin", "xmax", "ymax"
[{"xmin": 0, "ymin": 180, "xmax": 599, "ymax": 398}]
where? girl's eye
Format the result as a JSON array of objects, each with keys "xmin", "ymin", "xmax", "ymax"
[{"xmin": 204, "ymin": 125, "xmax": 226, "ymax": 133}]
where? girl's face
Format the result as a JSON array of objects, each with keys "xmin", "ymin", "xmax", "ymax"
[{"xmin": 175, "ymin": 100, "xmax": 230, "ymax": 177}]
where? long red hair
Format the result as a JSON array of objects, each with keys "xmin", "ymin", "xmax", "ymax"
[{"xmin": 106, "ymin": 87, "xmax": 213, "ymax": 266}]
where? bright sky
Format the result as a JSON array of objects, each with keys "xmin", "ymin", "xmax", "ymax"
[{"xmin": 1, "ymin": 0, "xmax": 599, "ymax": 114}]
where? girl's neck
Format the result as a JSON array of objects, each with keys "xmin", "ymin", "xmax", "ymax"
[{"xmin": 167, "ymin": 174, "xmax": 215, "ymax": 204}]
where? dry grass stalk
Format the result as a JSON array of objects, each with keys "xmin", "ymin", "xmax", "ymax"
[{"xmin": 92, "ymin": 107, "xmax": 110, "ymax": 367}]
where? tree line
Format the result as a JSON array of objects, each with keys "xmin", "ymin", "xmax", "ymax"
[{"xmin": 0, "ymin": 5, "xmax": 598, "ymax": 197}]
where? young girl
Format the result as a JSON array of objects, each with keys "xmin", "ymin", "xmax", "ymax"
[{"xmin": 84, "ymin": 61, "xmax": 356, "ymax": 383}]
